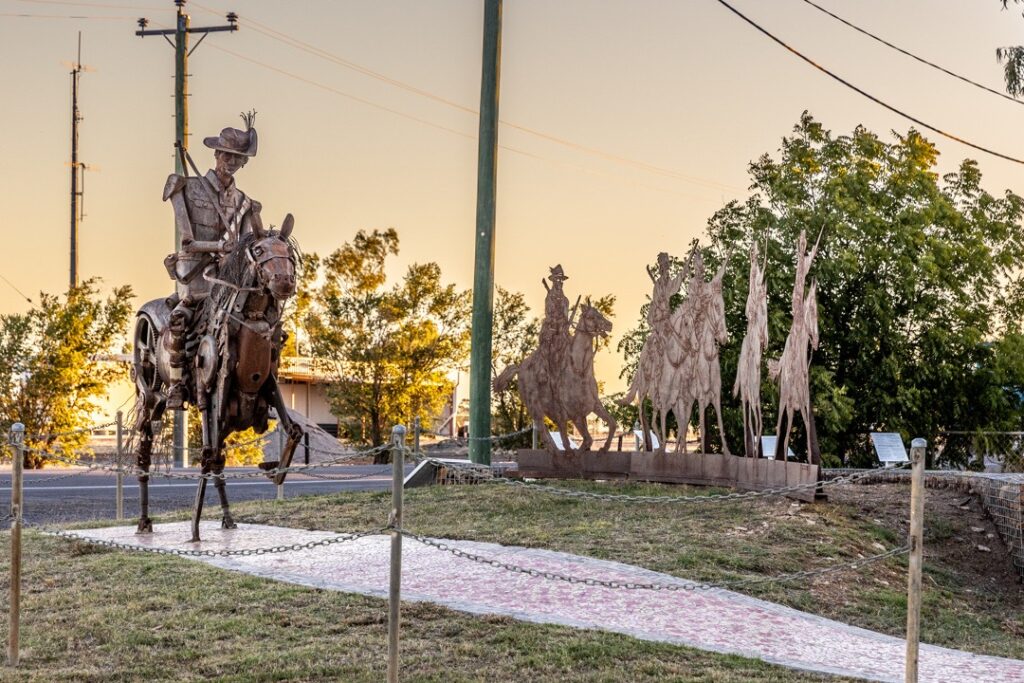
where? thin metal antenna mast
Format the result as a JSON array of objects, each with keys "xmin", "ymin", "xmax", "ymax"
[{"xmin": 69, "ymin": 32, "xmax": 85, "ymax": 290}]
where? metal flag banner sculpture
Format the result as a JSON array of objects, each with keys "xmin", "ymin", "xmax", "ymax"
[
  {"xmin": 493, "ymin": 265, "xmax": 616, "ymax": 455},
  {"xmin": 132, "ymin": 114, "xmax": 304, "ymax": 541}
]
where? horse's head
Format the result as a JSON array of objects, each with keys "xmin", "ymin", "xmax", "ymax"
[
  {"xmin": 249, "ymin": 214, "xmax": 297, "ymax": 301},
  {"xmin": 577, "ymin": 302, "xmax": 612, "ymax": 339}
]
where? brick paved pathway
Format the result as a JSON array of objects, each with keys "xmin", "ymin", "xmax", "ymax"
[{"xmin": 73, "ymin": 522, "xmax": 1024, "ymax": 683}]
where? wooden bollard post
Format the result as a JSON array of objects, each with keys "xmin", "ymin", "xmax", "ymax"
[
  {"xmin": 8, "ymin": 422, "xmax": 24, "ymax": 667},
  {"xmin": 116, "ymin": 410, "xmax": 124, "ymax": 521},
  {"xmin": 388, "ymin": 424, "xmax": 406, "ymax": 683},
  {"xmin": 905, "ymin": 437, "xmax": 926, "ymax": 683}
]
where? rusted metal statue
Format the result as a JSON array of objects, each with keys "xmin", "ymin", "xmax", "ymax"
[
  {"xmin": 733, "ymin": 242, "xmax": 769, "ymax": 457},
  {"xmin": 494, "ymin": 267, "xmax": 615, "ymax": 454},
  {"xmin": 132, "ymin": 114, "xmax": 304, "ymax": 541},
  {"xmin": 769, "ymin": 229, "xmax": 821, "ymax": 462}
]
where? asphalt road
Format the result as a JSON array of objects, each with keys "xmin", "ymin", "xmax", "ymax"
[{"xmin": 0, "ymin": 465, "xmax": 409, "ymax": 526}]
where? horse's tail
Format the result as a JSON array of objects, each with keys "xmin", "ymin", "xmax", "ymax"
[
  {"xmin": 493, "ymin": 364, "xmax": 520, "ymax": 393},
  {"xmin": 767, "ymin": 358, "xmax": 781, "ymax": 382},
  {"xmin": 732, "ymin": 367, "xmax": 741, "ymax": 398},
  {"xmin": 618, "ymin": 377, "xmax": 639, "ymax": 406}
]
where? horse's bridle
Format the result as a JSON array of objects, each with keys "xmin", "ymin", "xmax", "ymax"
[{"xmin": 246, "ymin": 240, "xmax": 296, "ymax": 291}]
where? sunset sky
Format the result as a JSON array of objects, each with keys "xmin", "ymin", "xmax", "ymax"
[{"xmin": 3, "ymin": 0, "xmax": 1024, "ymax": 390}]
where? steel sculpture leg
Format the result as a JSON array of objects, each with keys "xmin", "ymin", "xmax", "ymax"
[
  {"xmin": 190, "ymin": 475, "xmax": 208, "ymax": 542},
  {"xmin": 135, "ymin": 411, "xmax": 158, "ymax": 534},
  {"xmin": 213, "ymin": 441, "xmax": 236, "ymax": 530},
  {"xmin": 136, "ymin": 437, "xmax": 153, "ymax": 534},
  {"xmin": 191, "ymin": 443, "xmax": 214, "ymax": 542},
  {"xmin": 264, "ymin": 378, "xmax": 303, "ymax": 486}
]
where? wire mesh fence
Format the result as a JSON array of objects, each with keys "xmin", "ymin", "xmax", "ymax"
[{"xmin": 934, "ymin": 431, "xmax": 1024, "ymax": 472}]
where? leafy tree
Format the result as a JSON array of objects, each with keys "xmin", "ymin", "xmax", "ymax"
[
  {"xmin": 621, "ymin": 113, "xmax": 1024, "ymax": 463},
  {"xmin": 490, "ymin": 286, "xmax": 539, "ymax": 444},
  {"xmin": 305, "ymin": 229, "xmax": 471, "ymax": 455},
  {"xmin": 0, "ymin": 279, "xmax": 134, "ymax": 468},
  {"xmin": 997, "ymin": 1, "xmax": 1024, "ymax": 97}
]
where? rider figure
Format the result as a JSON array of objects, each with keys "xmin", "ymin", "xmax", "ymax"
[
  {"xmin": 163, "ymin": 113, "xmax": 264, "ymax": 409},
  {"xmin": 539, "ymin": 264, "xmax": 572, "ymax": 380}
]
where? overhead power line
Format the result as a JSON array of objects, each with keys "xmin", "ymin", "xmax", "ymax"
[
  {"xmin": 0, "ymin": 11, "xmax": 135, "ymax": 20},
  {"xmin": 797, "ymin": 0, "xmax": 1023, "ymax": 107},
  {"xmin": 0, "ymin": 274, "xmax": 33, "ymax": 304},
  {"xmin": 190, "ymin": 1, "xmax": 743, "ymax": 194},
  {"xmin": 16, "ymin": 0, "xmax": 170, "ymax": 10},
  {"xmin": 714, "ymin": 0, "xmax": 1024, "ymax": 166},
  {"xmin": 196, "ymin": 38, "xmax": 718, "ymax": 202}
]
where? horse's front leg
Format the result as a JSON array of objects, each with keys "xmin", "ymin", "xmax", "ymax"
[
  {"xmin": 213, "ymin": 440, "xmax": 236, "ymax": 530},
  {"xmin": 264, "ymin": 377, "xmax": 303, "ymax": 485},
  {"xmin": 190, "ymin": 408, "xmax": 218, "ymax": 542}
]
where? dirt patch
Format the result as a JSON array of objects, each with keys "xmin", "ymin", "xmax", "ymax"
[{"xmin": 830, "ymin": 482, "xmax": 1023, "ymax": 594}]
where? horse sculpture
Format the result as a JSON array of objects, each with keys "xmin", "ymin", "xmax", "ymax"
[
  {"xmin": 494, "ymin": 302, "xmax": 616, "ymax": 454},
  {"xmin": 131, "ymin": 215, "xmax": 304, "ymax": 541},
  {"xmin": 674, "ymin": 261, "xmax": 730, "ymax": 455},
  {"xmin": 768, "ymin": 229, "xmax": 821, "ymax": 462},
  {"xmin": 733, "ymin": 243, "xmax": 768, "ymax": 457}
]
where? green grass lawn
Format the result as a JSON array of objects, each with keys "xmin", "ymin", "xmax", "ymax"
[{"xmin": 1, "ymin": 477, "xmax": 1020, "ymax": 681}]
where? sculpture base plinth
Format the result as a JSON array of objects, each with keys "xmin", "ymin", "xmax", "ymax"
[{"xmin": 513, "ymin": 450, "xmax": 822, "ymax": 503}]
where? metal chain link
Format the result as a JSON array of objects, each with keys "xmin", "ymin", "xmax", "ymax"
[
  {"xmin": 20, "ymin": 442, "xmax": 394, "ymax": 481},
  {"xmin": 23, "ymin": 419, "xmax": 119, "ymax": 442},
  {"xmin": 0, "ymin": 468, "xmax": 94, "ymax": 488},
  {"xmin": 400, "ymin": 529, "xmax": 909, "ymax": 592},
  {"xmin": 46, "ymin": 527, "xmax": 386, "ymax": 558},
  {"xmin": 294, "ymin": 467, "xmax": 393, "ymax": 482},
  {"xmin": 413, "ymin": 454, "xmax": 911, "ymax": 504}
]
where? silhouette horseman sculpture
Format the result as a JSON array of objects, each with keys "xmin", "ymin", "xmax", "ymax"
[
  {"xmin": 132, "ymin": 113, "xmax": 304, "ymax": 541},
  {"xmin": 493, "ymin": 265, "xmax": 616, "ymax": 454}
]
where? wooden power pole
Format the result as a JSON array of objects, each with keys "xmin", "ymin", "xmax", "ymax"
[
  {"xmin": 468, "ymin": 0, "xmax": 503, "ymax": 465},
  {"xmin": 68, "ymin": 32, "xmax": 89, "ymax": 290},
  {"xmin": 135, "ymin": 0, "xmax": 239, "ymax": 467}
]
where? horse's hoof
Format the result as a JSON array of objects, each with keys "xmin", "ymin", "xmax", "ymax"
[
  {"xmin": 135, "ymin": 518, "xmax": 153, "ymax": 534},
  {"xmin": 221, "ymin": 515, "xmax": 237, "ymax": 530}
]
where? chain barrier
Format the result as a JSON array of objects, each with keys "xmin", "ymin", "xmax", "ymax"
[
  {"xmin": 20, "ymin": 441, "xmax": 394, "ymax": 482},
  {"xmin": 22, "ymin": 419, "xmax": 119, "ymax": 443},
  {"xmin": 420, "ymin": 425, "xmax": 534, "ymax": 445},
  {"xmin": 294, "ymin": 467, "xmax": 393, "ymax": 482},
  {"xmin": 0, "ymin": 468, "xmax": 94, "ymax": 488},
  {"xmin": 411, "ymin": 454, "xmax": 911, "ymax": 504},
  {"xmin": 399, "ymin": 529, "xmax": 909, "ymax": 592},
  {"xmin": 44, "ymin": 526, "xmax": 386, "ymax": 558}
]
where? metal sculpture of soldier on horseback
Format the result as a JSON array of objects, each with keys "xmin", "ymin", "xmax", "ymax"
[{"xmin": 132, "ymin": 112, "xmax": 304, "ymax": 541}]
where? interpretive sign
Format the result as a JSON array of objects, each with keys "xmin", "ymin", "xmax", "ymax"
[
  {"xmin": 761, "ymin": 435, "xmax": 795, "ymax": 460},
  {"xmin": 870, "ymin": 432, "xmax": 908, "ymax": 465}
]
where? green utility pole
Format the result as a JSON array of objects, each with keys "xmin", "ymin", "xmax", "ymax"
[
  {"xmin": 468, "ymin": 0, "xmax": 503, "ymax": 465},
  {"xmin": 136, "ymin": 0, "xmax": 239, "ymax": 467}
]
